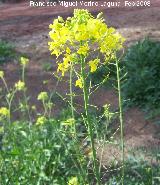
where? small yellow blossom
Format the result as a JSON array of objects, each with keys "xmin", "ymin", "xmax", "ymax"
[
  {"xmin": 31, "ymin": 105, "xmax": 36, "ymax": 110},
  {"xmin": 36, "ymin": 116, "xmax": 47, "ymax": 126},
  {"xmin": 66, "ymin": 47, "xmax": 71, "ymax": 54},
  {"xmin": 77, "ymin": 45, "xmax": 89, "ymax": 56},
  {"xmin": 15, "ymin": 80, "xmax": 25, "ymax": 91},
  {"xmin": 89, "ymin": 59, "xmax": 100, "ymax": 73},
  {"xmin": 75, "ymin": 78, "xmax": 83, "ymax": 89},
  {"xmin": 61, "ymin": 118, "xmax": 75, "ymax": 126},
  {"xmin": 57, "ymin": 63, "xmax": 68, "ymax": 76},
  {"xmin": 0, "ymin": 71, "xmax": 4, "ymax": 78},
  {"xmin": 37, "ymin": 92, "xmax": 48, "ymax": 101},
  {"xmin": 0, "ymin": 107, "xmax": 9, "ymax": 117},
  {"xmin": 63, "ymin": 55, "xmax": 71, "ymax": 67},
  {"xmin": 68, "ymin": 177, "xmax": 79, "ymax": 185},
  {"xmin": 58, "ymin": 16, "xmax": 64, "ymax": 23},
  {"xmin": 20, "ymin": 57, "xmax": 29, "ymax": 66}
]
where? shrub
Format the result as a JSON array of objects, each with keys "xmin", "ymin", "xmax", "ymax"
[
  {"xmin": 0, "ymin": 40, "xmax": 15, "ymax": 64},
  {"xmin": 122, "ymin": 39, "xmax": 160, "ymax": 110}
]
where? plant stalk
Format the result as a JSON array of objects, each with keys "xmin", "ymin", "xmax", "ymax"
[
  {"xmin": 80, "ymin": 55, "xmax": 101, "ymax": 185},
  {"xmin": 115, "ymin": 56, "xmax": 125, "ymax": 185},
  {"xmin": 69, "ymin": 62, "xmax": 77, "ymax": 135}
]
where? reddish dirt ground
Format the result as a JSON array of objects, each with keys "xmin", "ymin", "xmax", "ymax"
[{"xmin": 0, "ymin": 0, "xmax": 160, "ymax": 163}]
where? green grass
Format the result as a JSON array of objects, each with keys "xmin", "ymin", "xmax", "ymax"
[
  {"xmin": 0, "ymin": 115, "xmax": 89, "ymax": 184},
  {"xmin": 107, "ymin": 155, "xmax": 160, "ymax": 185},
  {"xmin": 0, "ymin": 40, "xmax": 16, "ymax": 64},
  {"xmin": 1, "ymin": 107, "xmax": 159, "ymax": 184}
]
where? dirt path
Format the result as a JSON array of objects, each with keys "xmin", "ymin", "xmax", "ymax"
[
  {"xmin": 0, "ymin": 1, "xmax": 160, "ymax": 42},
  {"xmin": 0, "ymin": 0, "xmax": 160, "ymax": 164}
]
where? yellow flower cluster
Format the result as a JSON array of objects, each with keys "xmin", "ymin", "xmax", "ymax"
[
  {"xmin": 77, "ymin": 44, "xmax": 89, "ymax": 56},
  {"xmin": 75, "ymin": 78, "xmax": 83, "ymax": 89},
  {"xmin": 68, "ymin": 177, "xmax": 79, "ymax": 185},
  {"xmin": 0, "ymin": 107, "xmax": 9, "ymax": 117},
  {"xmin": 15, "ymin": 80, "xmax": 25, "ymax": 91},
  {"xmin": 37, "ymin": 92, "xmax": 48, "ymax": 101},
  {"xmin": 61, "ymin": 118, "xmax": 75, "ymax": 126},
  {"xmin": 89, "ymin": 59, "xmax": 100, "ymax": 73},
  {"xmin": 36, "ymin": 116, "xmax": 47, "ymax": 126},
  {"xmin": 20, "ymin": 57, "xmax": 29, "ymax": 66},
  {"xmin": 48, "ymin": 9, "xmax": 124, "ymax": 81},
  {"xmin": 57, "ymin": 54, "xmax": 72, "ymax": 76}
]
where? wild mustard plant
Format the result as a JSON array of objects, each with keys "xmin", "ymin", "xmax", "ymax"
[
  {"xmin": 49, "ymin": 9, "xmax": 124, "ymax": 184},
  {"xmin": 19, "ymin": 57, "xmax": 32, "ymax": 123},
  {"xmin": 37, "ymin": 91, "xmax": 53, "ymax": 117},
  {"xmin": 0, "ymin": 58, "xmax": 31, "ymax": 124},
  {"xmin": 0, "ymin": 58, "xmax": 89, "ymax": 184},
  {"xmin": 20, "ymin": 57, "xmax": 29, "ymax": 81}
]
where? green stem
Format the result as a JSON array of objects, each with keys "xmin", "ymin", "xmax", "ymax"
[
  {"xmin": 1, "ymin": 77, "xmax": 9, "ymax": 93},
  {"xmin": 115, "ymin": 57, "xmax": 125, "ymax": 185},
  {"xmin": 70, "ymin": 62, "xmax": 74, "ymax": 118},
  {"xmin": 22, "ymin": 65, "xmax": 32, "ymax": 124},
  {"xmin": 55, "ymin": 127, "xmax": 87, "ymax": 184},
  {"xmin": 80, "ymin": 55, "xmax": 101, "ymax": 185},
  {"xmin": 7, "ymin": 89, "xmax": 16, "ymax": 124},
  {"xmin": 22, "ymin": 66, "xmax": 25, "ymax": 83},
  {"xmin": 69, "ymin": 62, "xmax": 77, "ymax": 135}
]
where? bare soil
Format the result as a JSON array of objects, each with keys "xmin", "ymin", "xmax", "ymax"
[{"xmin": 0, "ymin": 0, "xmax": 160, "ymax": 164}]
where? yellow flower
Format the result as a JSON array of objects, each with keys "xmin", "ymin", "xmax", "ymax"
[
  {"xmin": 37, "ymin": 92, "xmax": 48, "ymax": 101},
  {"xmin": 0, "ymin": 107, "xmax": 9, "ymax": 117},
  {"xmin": 15, "ymin": 80, "xmax": 25, "ymax": 91},
  {"xmin": 31, "ymin": 105, "xmax": 36, "ymax": 110},
  {"xmin": 20, "ymin": 57, "xmax": 29, "ymax": 66},
  {"xmin": 63, "ymin": 55, "xmax": 71, "ymax": 67},
  {"xmin": 57, "ymin": 63, "xmax": 68, "ymax": 76},
  {"xmin": 75, "ymin": 78, "xmax": 83, "ymax": 89},
  {"xmin": 66, "ymin": 47, "xmax": 71, "ymax": 54},
  {"xmin": 61, "ymin": 118, "xmax": 75, "ymax": 126},
  {"xmin": 0, "ymin": 71, "xmax": 4, "ymax": 78},
  {"xmin": 58, "ymin": 16, "xmax": 64, "ymax": 23},
  {"xmin": 36, "ymin": 116, "xmax": 47, "ymax": 126},
  {"xmin": 75, "ymin": 32, "xmax": 88, "ymax": 41},
  {"xmin": 77, "ymin": 45, "xmax": 89, "ymax": 56},
  {"xmin": 57, "ymin": 54, "xmax": 72, "ymax": 76},
  {"xmin": 68, "ymin": 177, "xmax": 79, "ymax": 185},
  {"xmin": 89, "ymin": 59, "xmax": 100, "ymax": 73}
]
